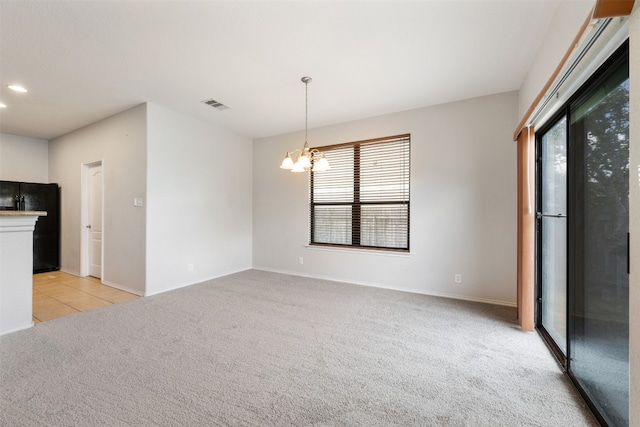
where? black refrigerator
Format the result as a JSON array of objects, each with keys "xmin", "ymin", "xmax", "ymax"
[{"xmin": 0, "ymin": 180, "xmax": 60, "ymax": 273}]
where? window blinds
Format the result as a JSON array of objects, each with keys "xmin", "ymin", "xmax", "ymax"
[{"xmin": 310, "ymin": 134, "xmax": 410, "ymax": 251}]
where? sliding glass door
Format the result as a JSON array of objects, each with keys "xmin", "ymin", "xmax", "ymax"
[
  {"xmin": 568, "ymin": 49, "xmax": 629, "ymax": 427},
  {"xmin": 538, "ymin": 117, "xmax": 568, "ymax": 356},
  {"xmin": 537, "ymin": 42, "xmax": 629, "ymax": 426}
]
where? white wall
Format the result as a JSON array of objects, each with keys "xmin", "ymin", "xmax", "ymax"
[
  {"xmin": 0, "ymin": 133, "xmax": 49, "ymax": 183},
  {"xmin": 48, "ymin": 104, "xmax": 147, "ymax": 294},
  {"xmin": 518, "ymin": 1, "xmax": 595, "ymax": 119},
  {"xmin": 145, "ymin": 103, "xmax": 252, "ymax": 296},
  {"xmin": 629, "ymin": 5, "xmax": 639, "ymax": 426},
  {"xmin": 254, "ymin": 92, "xmax": 518, "ymax": 305}
]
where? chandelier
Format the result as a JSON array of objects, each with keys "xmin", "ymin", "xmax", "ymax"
[{"xmin": 279, "ymin": 76, "xmax": 330, "ymax": 173}]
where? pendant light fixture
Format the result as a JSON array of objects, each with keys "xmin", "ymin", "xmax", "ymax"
[{"xmin": 280, "ymin": 76, "xmax": 330, "ymax": 173}]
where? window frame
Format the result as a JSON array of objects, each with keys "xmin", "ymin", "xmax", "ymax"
[{"xmin": 309, "ymin": 134, "xmax": 410, "ymax": 252}]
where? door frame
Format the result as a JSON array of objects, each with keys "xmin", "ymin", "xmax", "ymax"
[
  {"xmin": 80, "ymin": 160, "xmax": 104, "ymax": 279},
  {"xmin": 535, "ymin": 109, "xmax": 570, "ymax": 366},
  {"xmin": 535, "ymin": 41, "xmax": 629, "ymax": 427}
]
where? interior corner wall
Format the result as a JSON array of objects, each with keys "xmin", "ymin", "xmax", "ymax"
[
  {"xmin": 145, "ymin": 103, "xmax": 252, "ymax": 296},
  {"xmin": 48, "ymin": 104, "xmax": 147, "ymax": 295},
  {"xmin": 629, "ymin": 5, "xmax": 639, "ymax": 426},
  {"xmin": 253, "ymin": 91, "xmax": 518, "ymax": 305},
  {"xmin": 518, "ymin": 0, "xmax": 595, "ymax": 119},
  {"xmin": 0, "ymin": 133, "xmax": 49, "ymax": 183}
]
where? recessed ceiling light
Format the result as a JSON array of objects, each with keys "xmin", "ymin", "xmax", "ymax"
[
  {"xmin": 0, "ymin": 102, "xmax": 6, "ymax": 108},
  {"xmin": 7, "ymin": 85, "xmax": 27, "ymax": 93}
]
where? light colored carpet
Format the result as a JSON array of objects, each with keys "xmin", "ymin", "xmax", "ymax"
[{"xmin": 0, "ymin": 270, "xmax": 597, "ymax": 426}]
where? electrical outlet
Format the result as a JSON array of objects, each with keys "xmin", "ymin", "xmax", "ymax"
[
  {"xmin": 188, "ymin": 263, "xmax": 194, "ymax": 272},
  {"xmin": 454, "ymin": 273, "xmax": 462, "ymax": 283},
  {"xmin": 299, "ymin": 257, "xmax": 304, "ymax": 265}
]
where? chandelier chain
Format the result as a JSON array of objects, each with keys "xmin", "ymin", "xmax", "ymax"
[{"xmin": 279, "ymin": 76, "xmax": 329, "ymax": 172}]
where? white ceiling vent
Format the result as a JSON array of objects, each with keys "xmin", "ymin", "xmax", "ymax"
[{"xmin": 201, "ymin": 98, "xmax": 229, "ymax": 110}]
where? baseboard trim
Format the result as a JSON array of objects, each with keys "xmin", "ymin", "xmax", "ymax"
[
  {"xmin": 100, "ymin": 280, "xmax": 143, "ymax": 297},
  {"xmin": 0, "ymin": 322, "xmax": 34, "ymax": 336},
  {"xmin": 144, "ymin": 267, "xmax": 253, "ymax": 297},
  {"xmin": 58, "ymin": 269, "xmax": 143, "ymax": 296},
  {"xmin": 60, "ymin": 268, "xmax": 80, "ymax": 276},
  {"xmin": 253, "ymin": 267, "xmax": 516, "ymax": 307}
]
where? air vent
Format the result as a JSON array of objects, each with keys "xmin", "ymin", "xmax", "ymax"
[{"xmin": 201, "ymin": 98, "xmax": 229, "ymax": 110}]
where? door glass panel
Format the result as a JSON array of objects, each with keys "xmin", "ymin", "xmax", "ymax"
[
  {"xmin": 540, "ymin": 117, "xmax": 567, "ymax": 354},
  {"xmin": 541, "ymin": 217, "xmax": 567, "ymax": 352},
  {"xmin": 570, "ymin": 57, "xmax": 629, "ymax": 427},
  {"xmin": 541, "ymin": 117, "xmax": 567, "ymax": 215}
]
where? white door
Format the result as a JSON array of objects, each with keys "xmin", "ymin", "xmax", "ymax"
[{"xmin": 88, "ymin": 165, "xmax": 103, "ymax": 278}]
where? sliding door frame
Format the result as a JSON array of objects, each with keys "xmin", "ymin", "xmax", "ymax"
[
  {"xmin": 535, "ymin": 40, "xmax": 629, "ymax": 427},
  {"xmin": 568, "ymin": 42, "xmax": 629, "ymax": 427},
  {"xmin": 535, "ymin": 108, "xmax": 571, "ymax": 367}
]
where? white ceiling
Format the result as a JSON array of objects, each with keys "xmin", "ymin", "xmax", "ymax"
[{"xmin": 0, "ymin": 0, "xmax": 581, "ymax": 141}]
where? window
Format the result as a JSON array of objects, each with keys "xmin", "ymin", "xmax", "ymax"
[{"xmin": 310, "ymin": 134, "xmax": 410, "ymax": 251}]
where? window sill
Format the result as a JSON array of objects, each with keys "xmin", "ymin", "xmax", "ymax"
[{"xmin": 304, "ymin": 244, "xmax": 412, "ymax": 258}]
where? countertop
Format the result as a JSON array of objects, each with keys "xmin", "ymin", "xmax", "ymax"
[{"xmin": 0, "ymin": 211, "xmax": 47, "ymax": 216}]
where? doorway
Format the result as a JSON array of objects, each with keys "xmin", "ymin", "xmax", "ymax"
[
  {"xmin": 536, "ymin": 42, "xmax": 629, "ymax": 426},
  {"xmin": 81, "ymin": 161, "xmax": 103, "ymax": 279}
]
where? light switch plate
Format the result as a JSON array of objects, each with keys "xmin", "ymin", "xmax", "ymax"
[{"xmin": 134, "ymin": 197, "xmax": 143, "ymax": 207}]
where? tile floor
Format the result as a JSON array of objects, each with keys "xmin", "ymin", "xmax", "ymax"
[{"xmin": 32, "ymin": 271, "xmax": 138, "ymax": 324}]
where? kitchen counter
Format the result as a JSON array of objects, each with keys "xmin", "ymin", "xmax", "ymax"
[
  {"xmin": 0, "ymin": 211, "xmax": 47, "ymax": 335},
  {"xmin": 0, "ymin": 210, "xmax": 47, "ymax": 216}
]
